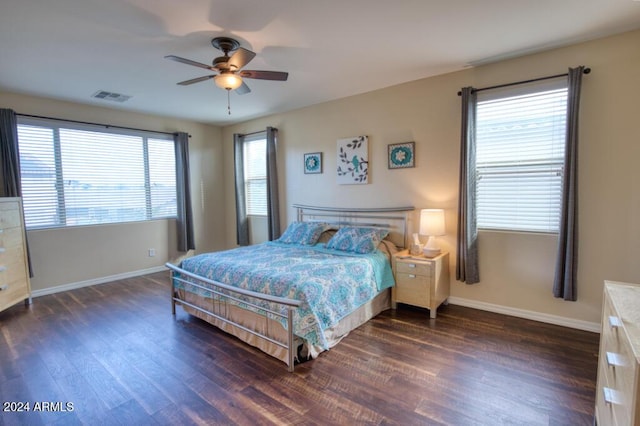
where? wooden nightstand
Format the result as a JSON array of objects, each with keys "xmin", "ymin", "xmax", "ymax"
[{"xmin": 391, "ymin": 249, "xmax": 450, "ymax": 318}]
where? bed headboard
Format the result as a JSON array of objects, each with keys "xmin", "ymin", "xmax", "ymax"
[{"xmin": 292, "ymin": 204, "xmax": 415, "ymax": 249}]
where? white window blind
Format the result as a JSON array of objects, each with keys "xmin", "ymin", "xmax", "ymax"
[
  {"xmin": 243, "ymin": 137, "xmax": 267, "ymax": 216},
  {"xmin": 17, "ymin": 117, "xmax": 177, "ymax": 229},
  {"xmin": 476, "ymin": 83, "xmax": 568, "ymax": 233}
]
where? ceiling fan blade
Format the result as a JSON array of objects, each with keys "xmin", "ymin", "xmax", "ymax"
[
  {"xmin": 165, "ymin": 55, "xmax": 215, "ymax": 71},
  {"xmin": 239, "ymin": 70, "xmax": 288, "ymax": 81},
  {"xmin": 177, "ymin": 75, "xmax": 215, "ymax": 86},
  {"xmin": 236, "ymin": 81, "xmax": 251, "ymax": 95},
  {"xmin": 228, "ymin": 47, "xmax": 256, "ymax": 71}
]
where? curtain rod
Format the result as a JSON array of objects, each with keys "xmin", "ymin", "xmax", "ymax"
[
  {"xmin": 457, "ymin": 67, "xmax": 591, "ymax": 96},
  {"xmin": 235, "ymin": 127, "xmax": 278, "ymax": 138},
  {"xmin": 236, "ymin": 130, "xmax": 265, "ymax": 137},
  {"xmin": 16, "ymin": 113, "xmax": 191, "ymax": 138}
]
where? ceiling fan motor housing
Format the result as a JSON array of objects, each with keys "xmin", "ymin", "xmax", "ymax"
[
  {"xmin": 211, "ymin": 37, "xmax": 240, "ymax": 54},
  {"xmin": 213, "ymin": 56, "xmax": 231, "ymax": 70}
]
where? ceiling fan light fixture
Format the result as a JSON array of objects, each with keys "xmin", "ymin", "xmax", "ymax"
[{"xmin": 214, "ymin": 73, "xmax": 242, "ymax": 90}]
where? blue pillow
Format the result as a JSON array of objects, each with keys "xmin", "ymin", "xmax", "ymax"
[
  {"xmin": 325, "ymin": 227, "xmax": 389, "ymax": 254},
  {"xmin": 277, "ymin": 221, "xmax": 329, "ymax": 245}
]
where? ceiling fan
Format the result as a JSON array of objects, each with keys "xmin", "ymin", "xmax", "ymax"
[{"xmin": 165, "ymin": 36, "xmax": 288, "ymax": 96}]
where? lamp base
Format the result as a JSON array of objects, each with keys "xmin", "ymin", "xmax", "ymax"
[
  {"xmin": 423, "ymin": 236, "xmax": 441, "ymax": 258},
  {"xmin": 422, "ymin": 247, "xmax": 441, "ymax": 258}
]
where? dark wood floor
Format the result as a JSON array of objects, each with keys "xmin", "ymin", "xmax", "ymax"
[{"xmin": 0, "ymin": 272, "xmax": 600, "ymax": 425}]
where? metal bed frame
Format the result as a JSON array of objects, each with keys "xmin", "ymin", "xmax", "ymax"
[{"xmin": 166, "ymin": 204, "xmax": 414, "ymax": 372}]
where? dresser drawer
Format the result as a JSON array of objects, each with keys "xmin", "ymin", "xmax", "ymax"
[
  {"xmin": 599, "ymin": 348, "xmax": 636, "ymax": 425},
  {"xmin": 0, "ymin": 206, "xmax": 21, "ymax": 230},
  {"xmin": 0, "ymin": 244, "xmax": 27, "ymax": 270},
  {"xmin": 0, "ymin": 256, "xmax": 28, "ymax": 283},
  {"xmin": 395, "ymin": 272, "xmax": 430, "ymax": 307},
  {"xmin": 596, "ymin": 281, "xmax": 640, "ymax": 426},
  {"xmin": 0, "ymin": 245, "xmax": 29, "ymax": 308},
  {"xmin": 396, "ymin": 261, "xmax": 432, "ymax": 276},
  {"xmin": 595, "ymin": 357, "xmax": 611, "ymax": 425},
  {"xmin": 602, "ymin": 327, "xmax": 625, "ymax": 364},
  {"xmin": 0, "ymin": 282, "xmax": 29, "ymax": 311},
  {"xmin": 0, "ymin": 227, "xmax": 25, "ymax": 251}
]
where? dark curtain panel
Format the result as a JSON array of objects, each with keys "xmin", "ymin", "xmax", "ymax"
[
  {"xmin": 234, "ymin": 133, "xmax": 249, "ymax": 246},
  {"xmin": 0, "ymin": 109, "xmax": 21, "ymax": 197},
  {"xmin": 0, "ymin": 108, "xmax": 33, "ymax": 277},
  {"xmin": 456, "ymin": 87, "xmax": 480, "ymax": 284},
  {"xmin": 174, "ymin": 132, "xmax": 195, "ymax": 252},
  {"xmin": 265, "ymin": 127, "xmax": 280, "ymax": 241},
  {"xmin": 553, "ymin": 66, "xmax": 584, "ymax": 301}
]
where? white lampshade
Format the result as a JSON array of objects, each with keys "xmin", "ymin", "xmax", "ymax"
[
  {"xmin": 419, "ymin": 209, "xmax": 445, "ymax": 236},
  {"xmin": 419, "ymin": 209, "xmax": 445, "ymax": 257},
  {"xmin": 214, "ymin": 73, "xmax": 243, "ymax": 90}
]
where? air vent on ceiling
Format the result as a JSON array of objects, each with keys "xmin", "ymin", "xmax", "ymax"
[{"xmin": 91, "ymin": 90, "xmax": 132, "ymax": 103}]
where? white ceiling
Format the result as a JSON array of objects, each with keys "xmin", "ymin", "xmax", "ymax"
[{"xmin": 1, "ymin": 0, "xmax": 639, "ymax": 126}]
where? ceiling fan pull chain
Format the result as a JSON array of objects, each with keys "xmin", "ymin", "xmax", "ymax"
[{"xmin": 227, "ymin": 89, "xmax": 232, "ymax": 115}]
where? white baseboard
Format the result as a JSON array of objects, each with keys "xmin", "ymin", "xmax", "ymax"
[
  {"xmin": 447, "ymin": 296, "xmax": 601, "ymax": 334},
  {"xmin": 31, "ymin": 266, "xmax": 168, "ymax": 298}
]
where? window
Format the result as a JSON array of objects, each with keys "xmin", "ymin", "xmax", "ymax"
[
  {"xmin": 475, "ymin": 82, "xmax": 568, "ymax": 233},
  {"xmin": 243, "ymin": 135, "xmax": 267, "ymax": 216},
  {"xmin": 17, "ymin": 117, "xmax": 177, "ymax": 229}
]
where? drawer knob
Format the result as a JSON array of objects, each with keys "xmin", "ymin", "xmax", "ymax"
[
  {"xmin": 606, "ymin": 351, "xmax": 624, "ymax": 369},
  {"xmin": 408, "ymin": 274, "xmax": 416, "ymax": 278},
  {"xmin": 608, "ymin": 315, "xmax": 622, "ymax": 329},
  {"xmin": 0, "ymin": 284, "xmax": 8, "ymax": 291},
  {"xmin": 603, "ymin": 387, "xmax": 621, "ymax": 405},
  {"xmin": 408, "ymin": 264, "xmax": 416, "ymax": 268}
]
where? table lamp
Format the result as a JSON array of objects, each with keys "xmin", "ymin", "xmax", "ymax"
[{"xmin": 420, "ymin": 209, "xmax": 445, "ymax": 257}]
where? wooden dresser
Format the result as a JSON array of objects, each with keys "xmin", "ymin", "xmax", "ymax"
[
  {"xmin": 595, "ymin": 281, "xmax": 640, "ymax": 426},
  {"xmin": 0, "ymin": 197, "xmax": 32, "ymax": 312}
]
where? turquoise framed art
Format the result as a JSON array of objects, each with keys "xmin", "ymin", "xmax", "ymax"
[
  {"xmin": 388, "ymin": 141, "xmax": 415, "ymax": 169},
  {"xmin": 304, "ymin": 152, "xmax": 322, "ymax": 174}
]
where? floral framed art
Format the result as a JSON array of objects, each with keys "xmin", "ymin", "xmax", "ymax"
[
  {"xmin": 388, "ymin": 141, "xmax": 415, "ymax": 169},
  {"xmin": 304, "ymin": 152, "xmax": 323, "ymax": 174}
]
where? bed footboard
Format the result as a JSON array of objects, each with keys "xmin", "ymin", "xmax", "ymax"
[{"xmin": 165, "ymin": 262, "xmax": 302, "ymax": 372}]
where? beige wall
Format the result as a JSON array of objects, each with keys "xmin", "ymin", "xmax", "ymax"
[
  {"xmin": 0, "ymin": 92, "xmax": 226, "ymax": 292},
  {"xmin": 221, "ymin": 29, "xmax": 640, "ymax": 327}
]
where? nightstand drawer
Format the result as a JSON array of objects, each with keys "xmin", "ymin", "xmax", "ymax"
[
  {"xmin": 395, "ymin": 272, "xmax": 430, "ymax": 307},
  {"xmin": 396, "ymin": 261, "xmax": 432, "ymax": 276}
]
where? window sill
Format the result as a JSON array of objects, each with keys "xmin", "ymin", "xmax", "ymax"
[{"xmin": 478, "ymin": 228, "xmax": 558, "ymax": 237}]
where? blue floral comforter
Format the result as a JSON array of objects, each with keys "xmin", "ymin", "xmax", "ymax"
[{"xmin": 176, "ymin": 241, "xmax": 395, "ymax": 349}]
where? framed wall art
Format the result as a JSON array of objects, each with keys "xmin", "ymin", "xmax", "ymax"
[
  {"xmin": 304, "ymin": 152, "xmax": 322, "ymax": 174},
  {"xmin": 388, "ymin": 141, "xmax": 415, "ymax": 169},
  {"xmin": 337, "ymin": 135, "xmax": 368, "ymax": 184}
]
